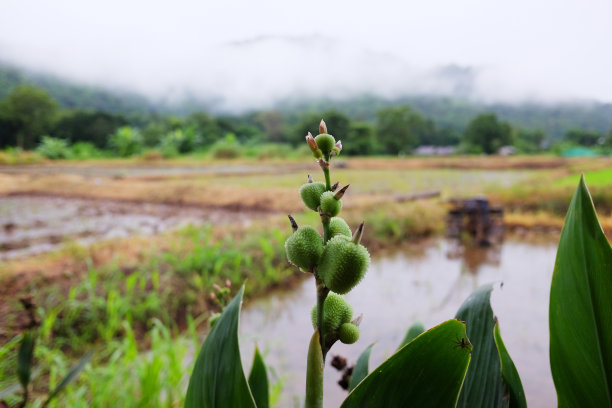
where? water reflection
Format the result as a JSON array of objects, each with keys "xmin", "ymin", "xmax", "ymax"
[{"xmin": 239, "ymin": 238, "xmax": 557, "ymax": 408}]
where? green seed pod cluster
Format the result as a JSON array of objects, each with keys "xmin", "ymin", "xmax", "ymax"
[
  {"xmin": 310, "ymin": 293, "xmax": 353, "ymax": 333},
  {"xmin": 300, "ymin": 182, "xmax": 326, "ymax": 211},
  {"xmin": 338, "ymin": 322, "xmax": 360, "ymax": 344},
  {"xmin": 314, "ymin": 133, "xmax": 336, "ymax": 156},
  {"xmin": 318, "ymin": 235, "xmax": 370, "ymax": 294},
  {"xmin": 329, "ymin": 217, "xmax": 352, "ymax": 238},
  {"xmin": 285, "ymin": 226, "xmax": 323, "ymax": 272},
  {"xmin": 320, "ymin": 191, "xmax": 342, "ymax": 216}
]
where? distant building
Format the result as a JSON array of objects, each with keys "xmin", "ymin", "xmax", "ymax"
[
  {"xmin": 413, "ymin": 145, "xmax": 456, "ymax": 156},
  {"xmin": 498, "ymin": 146, "xmax": 516, "ymax": 156},
  {"xmin": 561, "ymin": 147, "xmax": 597, "ymax": 157}
]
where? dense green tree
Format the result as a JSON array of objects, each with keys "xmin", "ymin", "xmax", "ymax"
[
  {"xmin": 514, "ymin": 128, "xmax": 546, "ymax": 153},
  {"xmin": 463, "ymin": 113, "xmax": 513, "ymax": 154},
  {"xmin": 604, "ymin": 129, "xmax": 612, "ymax": 149},
  {"xmin": 430, "ymin": 126, "xmax": 461, "ymax": 146},
  {"xmin": 185, "ymin": 112, "xmax": 222, "ymax": 146},
  {"xmin": 375, "ymin": 106, "xmax": 435, "ymax": 154},
  {"xmin": 1, "ymin": 85, "xmax": 58, "ymax": 149},
  {"xmin": 563, "ymin": 129, "xmax": 602, "ymax": 146},
  {"xmin": 53, "ymin": 110, "xmax": 127, "ymax": 148},
  {"xmin": 344, "ymin": 122, "xmax": 377, "ymax": 156}
]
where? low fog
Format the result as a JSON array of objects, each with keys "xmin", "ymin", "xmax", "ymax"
[{"xmin": 1, "ymin": 0, "xmax": 611, "ymax": 111}]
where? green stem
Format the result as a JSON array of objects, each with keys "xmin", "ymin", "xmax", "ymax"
[
  {"xmin": 322, "ymin": 217, "xmax": 331, "ymax": 244},
  {"xmin": 316, "ymin": 278, "xmax": 330, "ymax": 358},
  {"xmin": 323, "ymin": 167, "xmax": 331, "ymax": 191},
  {"xmin": 323, "ymin": 153, "xmax": 331, "ymax": 191}
]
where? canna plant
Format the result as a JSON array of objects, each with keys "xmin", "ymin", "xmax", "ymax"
[{"xmin": 184, "ymin": 121, "xmax": 481, "ymax": 408}]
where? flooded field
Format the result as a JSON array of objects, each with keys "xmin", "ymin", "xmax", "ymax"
[
  {"xmin": 239, "ymin": 238, "xmax": 557, "ymax": 407},
  {"xmin": 0, "ymin": 195, "xmax": 264, "ymax": 259}
]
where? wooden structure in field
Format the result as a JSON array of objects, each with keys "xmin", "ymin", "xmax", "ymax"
[{"xmin": 446, "ymin": 197, "xmax": 504, "ymax": 246}]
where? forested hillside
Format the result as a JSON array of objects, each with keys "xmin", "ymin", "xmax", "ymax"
[
  {"xmin": 0, "ymin": 62, "xmax": 155, "ymax": 115},
  {"xmin": 2, "ymin": 61, "xmax": 612, "ymax": 142}
]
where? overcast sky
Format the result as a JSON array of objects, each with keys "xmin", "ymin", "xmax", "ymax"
[{"xmin": 1, "ymin": 0, "xmax": 611, "ymax": 109}]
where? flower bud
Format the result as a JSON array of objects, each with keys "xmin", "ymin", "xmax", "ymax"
[
  {"xmin": 329, "ymin": 217, "xmax": 352, "ymax": 238},
  {"xmin": 300, "ymin": 182, "xmax": 327, "ymax": 212},
  {"xmin": 306, "ymin": 132, "xmax": 323, "ymax": 159},
  {"xmin": 338, "ymin": 322, "xmax": 360, "ymax": 344},
  {"xmin": 319, "ymin": 119, "xmax": 328, "ymax": 134},
  {"xmin": 320, "ymin": 191, "xmax": 342, "ymax": 217},
  {"xmin": 318, "ymin": 158, "xmax": 330, "ymax": 170},
  {"xmin": 285, "ymin": 226, "xmax": 324, "ymax": 272},
  {"xmin": 314, "ymin": 133, "xmax": 336, "ymax": 157},
  {"xmin": 334, "ymin": 184, "xmax": 349, "ymax": 200},
  {"xmin": 310, "ymin": 293, "xmax": 353, "ymax": 333},
  {"xmin": 330, "ymin": 140, "xmax": 342, "ymax": 158},
  {"xmin": 318, "ymin": 235, "xmax": 370, "ymax": 294},
  {"xmin": 352, "ymin": 222, "xmax": 365, "ymax": 244}
]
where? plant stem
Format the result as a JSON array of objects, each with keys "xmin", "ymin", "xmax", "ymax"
[
  {"xmin": 305, "ymin": 151, "xmax": 333, "ymax": 406},
  {"xmin": 323, "ymin": 153, "xmax": 331, "ymax": 191},
  {"xmin": 316, "ymin": 277, "xmax": 330, "ymax": 358},
  {"xmin": 322, "ymin": 217, "xmax": 331, "ymax": 244},
  {"xmin": 323, "ymin": 167, "xmax": 331, "ymax": 191}
]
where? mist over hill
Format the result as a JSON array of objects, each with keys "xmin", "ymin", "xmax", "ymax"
[{"xmin": 1, "ymin": 60, "xmax": 611, "ymax": 140}]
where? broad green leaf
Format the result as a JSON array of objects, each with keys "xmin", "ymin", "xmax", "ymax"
[
  {"xmin": 305, "ymin": 331, "xmax": 323, "ymax": 408},
  {"xmin": 494, "ymin": 320, "xmax": 527, "ymax": 408},
  {"xmin": 43, "ymin": 350, "xmax": 93, "ymax": 407},
  {"xmin": 398, "ymin": 321, "xmax": 425, "ymax": 350},
  {"xmin": 348, "ymin": 343, "xmax": 374, "ymax": 392},
  {"xmin": 17, "ymin": 331, "xmax": 35, "ymax": 389},
  {"xmin": 341, "ymin": 319, "xmax": 471, "ymax": 408},
  {"xmin": 549, "ymin": 176, "xmax": 612, "ymax": 407},
  {"xmin": 248, "ymin": 346, "xmax": 269, "ymax": 408},
  {"xmin": 184, "ymin": 286, "xmax": 256, "ymax": 408},
  {"xmin": 455, "ymin": 283, "xmax": 524, "ymax": 408}
]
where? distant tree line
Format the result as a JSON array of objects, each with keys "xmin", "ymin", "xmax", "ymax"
[{"xmin": 1, "ymin": 84, "xmax": 611, "ymax": 158}]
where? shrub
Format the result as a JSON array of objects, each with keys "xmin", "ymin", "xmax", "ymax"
[
  {"xmin": 108, "ymin": 126, "xmax": 144, "ymax": 157},
  {"xmin": 36, "ymin": 136, "xmax": 72, "ymax": 160}
]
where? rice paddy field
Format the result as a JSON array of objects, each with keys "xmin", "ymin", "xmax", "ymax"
[{"xmin": 0, "ymin": 155, "xmax": 611, "ymax": 407}]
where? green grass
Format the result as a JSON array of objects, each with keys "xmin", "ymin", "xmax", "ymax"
[{"xmin": 553, "ymin": 168, "xmax": 612, "ymax": 188}]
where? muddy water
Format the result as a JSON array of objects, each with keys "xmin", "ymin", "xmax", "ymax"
[
  {"xmin": 0, "ymin": 195, "xmax": 261, "ymax": 259},
  {"xmin": 239, "ymin": 239, "xmax": 557, "ymax": 407}
]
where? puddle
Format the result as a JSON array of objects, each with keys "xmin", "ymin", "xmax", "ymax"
[
  {"xmin": 239, "ymin": 238, "xmax": 557, "ymax": 407},
  {"xmin": 0, "ymin": 195, "xmax": 264, "ymax": 260}
]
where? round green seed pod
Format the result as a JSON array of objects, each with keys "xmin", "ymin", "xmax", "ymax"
[
  {"xmin": 318, "ymin": 235, "xmax": 370, "ymax": 294},
  {"xmin": 320, "ymin": 191, "xmax": 342, "ymax": 216},
  {"xmin": 310, "ymin": 293, "xmax": 353, "ymax": 332},
  {"xmin": 285, "ymin": 226, "xmax": 323, "ymax": 272},
  {"xmin": 329, "ymin": 217, "xmax": 352, "ymax": 238},
  {"xmin": 299, "ymin": 182, "xmax": 326, "ymax": 211},
  {"xmin": 314, "ymin": 133, "xmax": 336, "ymax": 156},
  {"xmin": 338, "ymin": 323, "xmax": 360, "ymax": 344}
]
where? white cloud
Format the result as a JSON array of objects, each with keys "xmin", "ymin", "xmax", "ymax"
[{"xmin": 1, "ymin": 0, "xmax": 611, "ymax": 109}]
